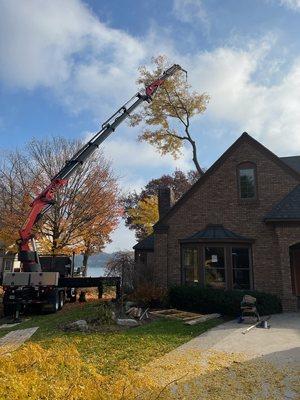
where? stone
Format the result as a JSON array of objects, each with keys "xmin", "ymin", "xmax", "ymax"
[
  {"xmin": 66, "ymin": 319, "xmax": 88, "ymax": 332},
  {"xmin": 116, "ymin": 318, "xmax": 139, "ymax": 327}
]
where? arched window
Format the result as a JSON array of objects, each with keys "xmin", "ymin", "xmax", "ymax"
[{"xmin": 237, "ymin": 162, "xmax": 257, "ymax": 200}]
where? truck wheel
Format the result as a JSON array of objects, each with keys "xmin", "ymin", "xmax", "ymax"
[
  {"xmin": 58, "ymin": 291, "xmax": 64, "ymax": 310},
  {"xmin": 3, "ymin": 303, "xmax": 14, "ymax": 317},
  {"xmin": 69, "ymin": 288, "xmax": 77, "ymax": 303},
  {"xmin": 49, "ymin": 291, "xmax": 59, "ymax": 313}
]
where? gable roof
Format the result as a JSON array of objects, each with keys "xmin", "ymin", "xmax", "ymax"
[
  {"xmin": 280, "ymin": 156, "xmax": 300, "ymax": 174},
  {"xmin": 180, "ymin": 224, "xmax": 253, "ymax": 243},
  {"xmin": 154, "ymin": 132, "xmax": 300, "ymax": 229},
  {"xmin": 264, "ymin": 184, "xmax": 300, "ymax": 222},
  {"xmin": 133, "ymin": 234, "xmax": 154, "ymax": 251}
]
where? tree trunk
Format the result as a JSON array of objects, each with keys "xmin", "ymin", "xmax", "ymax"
[
  {"xmin": 82, "ymin": 252, "xmax": 90, "ymax": 277},
  {"xmin": 189, "ymin": 139, "xmax": 204, "ymax": 176}
]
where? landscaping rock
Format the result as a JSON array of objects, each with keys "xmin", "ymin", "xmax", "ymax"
[
  {"xmin": 65, "ymin": 319, "xmax": 88, "ymax": 332},
  {"xmin": 116, "ymin": 318, "xmax": 139, "ymax": 327}
]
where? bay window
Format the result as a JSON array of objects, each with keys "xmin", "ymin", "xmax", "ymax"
[{"xmin": 181, "ymin": 242, "xmax": 252, "ymax": 289}]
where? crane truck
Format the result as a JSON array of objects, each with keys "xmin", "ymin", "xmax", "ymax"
[{"xmin": 1, "ymin": 64, "xmax": 185, "ymax": 318}]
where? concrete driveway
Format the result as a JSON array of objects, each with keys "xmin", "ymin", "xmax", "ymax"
[{"xmin": 180, "ymin": 312, "xmax": 300, "ymax": 368}]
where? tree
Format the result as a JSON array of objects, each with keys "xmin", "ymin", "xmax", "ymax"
[
  {"xmin": 130, "ymin": 55, "xmax": 209, "ymax": 175},
  {"xmin": 122, "ymin": 169, "xmax": 198, "ymax": 240},
  {"xmin": 27, "ymin": 138, "xmax": 120, "ymax": 262},
  {"xmin": 127, "ymin": 195, "xmax": 159, "ymax": 239},
  {"xmin": 105, "ymin": 251, "xmax": 135, "ymax": 292},
  {"xmin": 0, "ymin": 137, "xmax": 120, "ymax": 270},
  {"xmin": 0, "ymin": 151, "xmax": 35, "ymax": 250}
]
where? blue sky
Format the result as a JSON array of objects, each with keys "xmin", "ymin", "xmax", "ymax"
[{"xmin": 1, "ymin": 0, "xmax": 300, "ymax": 251}]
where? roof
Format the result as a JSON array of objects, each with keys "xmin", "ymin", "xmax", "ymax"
[
  {"xmin": 280, "ymin": 156, "xmax": 300, "ymax": 174},
  {"xmin": 154, "ymin": 132, "xmax": 300, "ymax": 230},
  {"xmin": 180, "ymin": 224, "xmax": 253, "ymax": 243},
  {"xmin": 133, "ymin": 234, "xmax": 154, "ymax": 251},
  {"xmin": 265, "ymin": 184, "xmax": 300, "ymax": 222}
]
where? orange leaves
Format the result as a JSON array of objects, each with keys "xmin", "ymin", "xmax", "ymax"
[{"xmin": 0, "ymin": 137, "xmax": 120, "ymax": 256}]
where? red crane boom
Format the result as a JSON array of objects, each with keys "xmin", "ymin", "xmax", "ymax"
[{"xmin": 18, "ymin": 64, "xmax": 185, "ymax": 272}]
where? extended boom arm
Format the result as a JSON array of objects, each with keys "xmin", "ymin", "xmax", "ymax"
[{"xmin": 19, "ymin": 64, "xmax": 184, "ymax": 271}]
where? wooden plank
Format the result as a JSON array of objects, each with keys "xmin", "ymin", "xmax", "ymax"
[
  {"xmin": 150, "ymin": 309, "xmax": 209, "ymax": 321},
  {"xmin": 184, "ymin": 314, "xmax": 221, "ymax": 325},
  {"xmin": 0, "ymin": 327, "xmax": 38, "ymax": 355}
]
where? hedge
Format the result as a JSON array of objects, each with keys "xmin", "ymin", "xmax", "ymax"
[{"xmin": 168, "ymin": 285, "xmax": 282, "ymax": 316}]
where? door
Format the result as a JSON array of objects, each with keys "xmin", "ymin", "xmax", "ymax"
[{"xmin": 290, "ymin": 248, "xmax": 300, "ymax": 296}]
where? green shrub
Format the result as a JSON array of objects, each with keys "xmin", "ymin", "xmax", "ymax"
[
  {"xmin": 93, "ymin": 302, "xmax": 114, "ymax": 324},
  {"xmin": 168, "ymin": 285, "xmax": 282, "ymax": 316}
]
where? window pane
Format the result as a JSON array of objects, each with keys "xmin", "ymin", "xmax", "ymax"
[
  {"xmin": 205, "ymin": 247, "xmax": 225, "ymax": 288},
  {"xmin": 183, "ymin": 248, "xmax": 198, "ymax": 284},
  {"xmin": 239, "ymin": 168, "xmax": 255, "ymax": 198},
  {"xmin": 232, "ymin": 248, "xmax": 249, "ymax": 269},
  {"xmin": 232, "ymin": 247, "xmax": 250, "ymax": 289},
  {"xmin": 233, "ymin": 269, "xmax": 250, "ymax": 289}
]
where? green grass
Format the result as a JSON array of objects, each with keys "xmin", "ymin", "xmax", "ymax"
[{"xmin": 0, "ymin": 301, "xmax": 224, "ymax": 375}]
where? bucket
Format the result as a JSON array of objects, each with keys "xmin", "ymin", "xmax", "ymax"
[{"xmin": 260, "ymin": 320, "xmax": 270, "ymax": 329}]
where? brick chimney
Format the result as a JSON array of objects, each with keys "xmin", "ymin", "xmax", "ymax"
[{"xmin": 158, "ymin": 186, "xmax": 174, "ymax": 220}]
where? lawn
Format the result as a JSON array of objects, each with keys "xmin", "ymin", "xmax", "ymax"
[
  {"xmin": 0, "ymin": 302, "xmax": 297, "ymax": 400},
  {"xmin": 2, "ymin": 301, "xmax": 221, "ymax": 372}
]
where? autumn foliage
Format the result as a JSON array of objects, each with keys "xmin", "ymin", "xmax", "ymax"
[
  {"xmin": 0, "ymin": 137, "xmax": 120, "ymax": 263},
  {"xmin": 0, "ymin": 340, "xmax": 297, "ymax": 400},
  {"xmin": 131, "ymin": 55, "xmax": 209, "ymax": 175},
  {"xmin": 123, "ymin": 170, "xmax": 199, "ymax": 239}
]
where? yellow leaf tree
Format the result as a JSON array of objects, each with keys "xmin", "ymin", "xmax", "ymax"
[
  {"xmin": 131, "ymin": 55, "xmax": 210, "ymax": 175},
  {"xmin": 127, "ymin": 195, "xmax": 159, "ymax": 237}
]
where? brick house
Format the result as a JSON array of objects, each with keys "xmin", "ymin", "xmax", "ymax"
[{"xmin": 133, "ymin": 132, "xmax": 300, "ymax": 311}]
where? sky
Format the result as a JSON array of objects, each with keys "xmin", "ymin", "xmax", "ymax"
[{"xmin": 1, "ymin": 0, "xmax": 300, "ymax": 252}]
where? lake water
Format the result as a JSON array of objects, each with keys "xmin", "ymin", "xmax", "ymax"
[{"xmin": 86, "ymin": 266, "xmax": 105, "ymax": 277}]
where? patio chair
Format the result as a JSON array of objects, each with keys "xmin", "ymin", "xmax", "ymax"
[{"xmin": 240, "ymin": 294, "xmax": 260, "ymax": 322}]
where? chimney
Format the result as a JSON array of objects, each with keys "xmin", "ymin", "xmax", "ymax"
[{"xmin": 158, "ymin": 186, "xmax": 174, "ymax": 220}]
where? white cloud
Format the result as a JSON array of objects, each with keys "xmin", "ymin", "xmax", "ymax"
[
  {"xmin": 180, "ymin": 37, "xmax": 300, "ymax": 155},
  {"xmin": 102, "ymin": 137, "xmax": 192, "ymax": 172},
  {"xmin": 173, "ymin": 0, "xmax": 209, "ymax": 30},
  {"xmin": 278, "ymin": 0, "xmax": 300, "ymax": 10},
  {"xmin": 0, "ymin": 0, "xmax": 146, "ymax": 113},
  {"xmin": 104, "ymin": 220, "xmax": 136, "ymax": 252}
]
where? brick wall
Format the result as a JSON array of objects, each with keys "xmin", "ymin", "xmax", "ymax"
[{"xmin": 153, "ymin": 135, "xmax": 300, "ymax": 311}]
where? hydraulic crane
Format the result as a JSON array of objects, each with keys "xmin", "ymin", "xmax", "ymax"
[{"xmin": 18, "ymin": 64, "xmax": 184, "ymax": 272}]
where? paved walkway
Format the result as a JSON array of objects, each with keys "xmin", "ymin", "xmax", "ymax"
[
  {"xmin": 0, "ymin": 327, "xmax": 38, "ymax": 355},
  {"xmin": 180, "ymin": 312, "xmax": 300, "ymax": 367},
  {"xmin": 135, "ymin": 313, "xmax": 300, "ymax": 399}
]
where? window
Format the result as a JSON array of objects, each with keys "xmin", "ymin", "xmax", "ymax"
[
  {"xmin": 238, "ymin": 163, "xmax": 256, "ymax": 199},
  {"xmin": 204, "ymin": 247, "xmax": 226, "ymax": 288},
  {"xmin": 232, "ymin": 247, "xmax": 251, "ymax": 289},
  {"xmin": 182, "ymin": 247, "xmax": 198, "ymax": 284},
  {"xmin": 136, "ymin": 251, "xmax": 147, "ymax": 264}
]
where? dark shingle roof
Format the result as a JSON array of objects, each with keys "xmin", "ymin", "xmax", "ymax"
[
  {"xmin": 133, "ymin": 234, "xmax": 154, "ymax": 251},
  {"xmin": 280, "ymin": 156, "xmax": 300, "ymax": 174},
  {"xmin": 180, "ymin": 224, "xmax": 252, "ymax": 242},
  {"xmin": 265, "ymin": 184, "xmax": 300, "ymax": 221}
]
